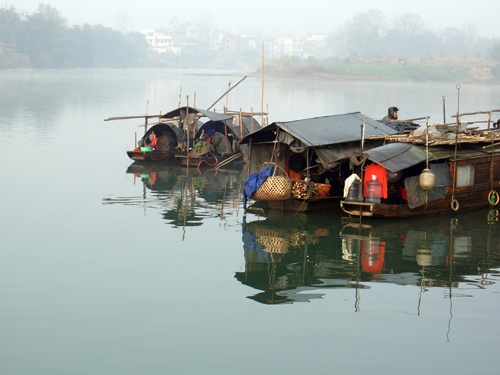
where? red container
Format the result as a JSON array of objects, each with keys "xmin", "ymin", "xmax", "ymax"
[{"xmin": 315, "ymin": 183, "xmax": 331, "ymax": 197}]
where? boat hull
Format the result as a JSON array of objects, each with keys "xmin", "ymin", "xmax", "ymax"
[
  {"xmin": 175, "ymin": 151, "xmax": 241, "ymax": 167},
  {"xmin": 340, "ymin": 186, "xmax": 499, "ymax": 218},
  {"xmin": 126, "ymin": 150, "xmax": 179, "ymax": 161}
]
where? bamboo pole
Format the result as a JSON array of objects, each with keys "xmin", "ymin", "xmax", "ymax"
[
  {"xmin": 239, "ymin": 108, "xmax": 243, "ymax": 139},
  {"xmin": 104, "ymin": 114, "xmax": 162, "ymax": 121},
  {"xmin": 186, "ymin": 98, "xmax": 190, "ymax": 167},
  {"xmin": 442, "ymin": 96, "xmax": 446, "ymax": 124},
  {"xmin": 224, "ymin": 110, "xmax": 266, "ymax": 116},
  {"xmin": 143, "ymin": 100, "xmax": 150, "ymax": 134},
  {"xmin": 216, "ymin": 153, "xmax": 241, "ymax": 169},
  {"xmin": 261, "ymin": 42, "xmax": 264, "ymax": 127},
  {"xmin": 401, "ymin": 116, "xmax": 430, "ymax": 122},
  {"xmin": 224, "ymin": 120, "xmax": 229, "ymax": 154},
  {"xmin": 483, "ymin": 142, "xmax": 500, "ymax": 149},
  {"xmin": 206, "ymin": 76, "xmax": 246, "ymax": 111},
  {"xmin": 361, "ymin": 115, "xmax": 366, "ymax": 152},
  {"xmin": 451, "ymin": 110, "xmax": 500, "ymax": 117},
  {"xmin": 225, "ymin": 81, "xmax": 231, "ymax": 110},
  {"xmin": 251, "ymin": 107, "xmax": 254, "ymax": 132}
]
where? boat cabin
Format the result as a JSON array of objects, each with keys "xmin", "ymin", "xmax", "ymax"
[
  {"xmin": 340, "ymin": 127, "xmax": 500, "ymax": 218},
  {"xmin": 240, "ymin": 112, "xmax": 396, "ymax": 211}
]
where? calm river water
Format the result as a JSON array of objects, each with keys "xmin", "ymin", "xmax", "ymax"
[{"xmin": 1, "ymin": 69, "xmax": 500, "ymax": 374}]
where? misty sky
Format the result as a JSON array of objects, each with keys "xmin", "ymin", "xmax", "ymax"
[{"xmin": 6, "ymin": 0, "xmax": 500, "ymax": 38}]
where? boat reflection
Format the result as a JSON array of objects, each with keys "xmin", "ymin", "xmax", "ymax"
[
  {"xmin": 237, "ymin": 209, "xmax": 500, "ymax": 305},
  {"xmin": 102, "ymin": 161, "xmax": 246, "ymax": 232}
]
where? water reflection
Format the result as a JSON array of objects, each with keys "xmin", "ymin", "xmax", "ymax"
[
  {"xmin": 102, "ymin": 161, "xmax": 245, "ymax": 233},
  {"xmin": 238, "ymin": 210, "xmax": 500, "ymax": 306}
]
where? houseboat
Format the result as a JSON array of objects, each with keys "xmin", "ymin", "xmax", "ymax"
[
  {"xmin": 240, "ymin": 112, "xmax": 397, "ymax": 212},
  {"xmin": 340, "ymin": 119, "xmax": 500, "ymax": 218}
]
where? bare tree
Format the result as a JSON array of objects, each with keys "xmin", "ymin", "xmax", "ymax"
[{"xmin": 330, "ymin": 9, "xmax": 386, "ymax": 58}]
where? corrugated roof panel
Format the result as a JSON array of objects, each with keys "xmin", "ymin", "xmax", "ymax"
[
  {"xmin": 363, "ymin": 143, "xmax": 490, "ymax": 172},
  {"xmin": 266, "ymin": 112, "xmax": 396, "ymax": 147},
  {"xmin": 197, "ymin": 108, "xmax": 233, "ymax": 122},
  {"xmin": 365, "ymin": 143, "xmax": 427, "ymax": 172},
  {"xmin": 161, "ymin": 106, "xmax": 233, "ymax": 121}
]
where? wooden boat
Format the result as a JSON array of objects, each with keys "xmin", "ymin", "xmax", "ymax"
[
  {"xmin": 126, "ymin": 147, "xmax": 181, "ymax": 161},
  {"xmin": 173, "ymin": 109, "xmax": 262, "ymax": 168},
  {"xmin": 175, "ymin": 150, "xmax": 242, "ymax": 167},
  {"xmin": 105, "ymin": 106, "xmax": 265, "ymax": 163},
  {"xmin": 340, "ymin": 120, "xmax": 500, "ymax": 218}
]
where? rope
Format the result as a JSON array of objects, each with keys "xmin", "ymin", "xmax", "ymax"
[
  {"xmin": 197, "ymin": 155, "xmax": 218, "ymax": 174},
  {"xmin": 349, "ymin": 152, "xmax": 368, "ymax": 166}
]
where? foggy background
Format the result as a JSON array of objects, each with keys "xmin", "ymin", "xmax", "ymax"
[
  {"xmin": 3, "ymin": 1, "xmax": 500, "ymax": 75},
  {"xmin": 8, "ymin": 0, "xmax": 500, "ymax": 37}
]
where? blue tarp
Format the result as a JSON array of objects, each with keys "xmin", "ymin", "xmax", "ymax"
[{"xmin": 243, "ymin": 166, "xmax": 274, "ymax": 209}]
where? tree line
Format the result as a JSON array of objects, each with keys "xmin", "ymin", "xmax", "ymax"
[
  {"xmin": 0, "ymin": 4, "xmax": 148, "ymax": 68},
  {"xmin": 328, "ymin": 10, "xmax": 499, "ymax": 60},
  {"xmin": 2, "ymin": 5, "xmax": 500, "ymax": 71}
]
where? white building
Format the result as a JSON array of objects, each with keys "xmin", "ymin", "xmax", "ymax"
[{"xmin": 139, "ymin": 29, "xmax": 185, "ymax": 55}]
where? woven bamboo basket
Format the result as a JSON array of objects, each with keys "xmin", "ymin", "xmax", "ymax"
[{"xmin": 252, "ymin": 162, "xmax": 292, "ymax": 201}]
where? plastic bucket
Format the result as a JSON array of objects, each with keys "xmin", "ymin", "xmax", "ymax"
[{"xmin": 315, "ymin": 183, "xmax": 331, "ymax": 197}]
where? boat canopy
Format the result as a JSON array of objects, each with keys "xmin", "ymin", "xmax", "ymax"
[
  {"xmin": 161, "ymin": 106, "xmax": 258, "ymax": 141},
  {"xmin": 364, "ymin": 143, "xmax": 428, "ymax": 172},
  {"xmin": 240, "ymin": 112, "xmax": 396, "ymax": 147},
  {"xmin": 359, "ymin": 142, "xmax": 487, "ymax": 173},
  {"xmin": 161, "ymin": 106, "xmax": 233, "ymax": 122},
  {"xmin": 196, "ymin": 115, "xmax": 259, "ymax": 141}
]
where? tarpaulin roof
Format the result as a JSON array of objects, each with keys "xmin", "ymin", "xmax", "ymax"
[
  {"xmin": 364, "ymin": 142, "xmax": 428, "ymax": 172},
  {"xmin": 161, "ymin": 106, "xmax": 233, "ymax": 122},
  {"xmin": 240, "ymin": 112, "xmax": 396, "ymax": 146},
  {"xmin": 362, "ymin": 142, "xmax": 491, "ymax": 172},
  {"xmin": 196, "ymin": 115, "xmax": 260, "ymax": 141}
]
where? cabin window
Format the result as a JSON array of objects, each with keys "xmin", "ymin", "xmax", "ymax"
[
  {"xmin": 456, "ymin": 164, "xmax": 473, "ymax": 188},
  {"xmin": 430, "ymin": 162, "xmax": 451, "ymax": 187}
]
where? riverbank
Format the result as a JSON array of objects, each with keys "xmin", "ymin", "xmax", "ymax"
[
  {"xmin": 259, "ymin": 57, "xmax": 499, "ymax": 83},
  {"xmin": 2, "ymin": 52, "xmax": 499, "ymax": 83}
]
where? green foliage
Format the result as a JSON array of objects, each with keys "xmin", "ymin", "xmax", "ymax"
[
  {"xmin": 0, "ymin": 4, "xmax": 148, "ymax": 68},
  {"xmin": 489, "ymin": 42, "xmax": 500, "ymax": 63},
  {"xmin": 0, "ymin": 6, "xmax": 24, "ymax": 46},
  {"xmin": 22, "ymin": 4, "xmax": 66, "ymax": 67}
]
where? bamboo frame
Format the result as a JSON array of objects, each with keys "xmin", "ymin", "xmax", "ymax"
[{"xmin": 451, "ymin": 110, "xmax": 500, "ymax": 117}]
